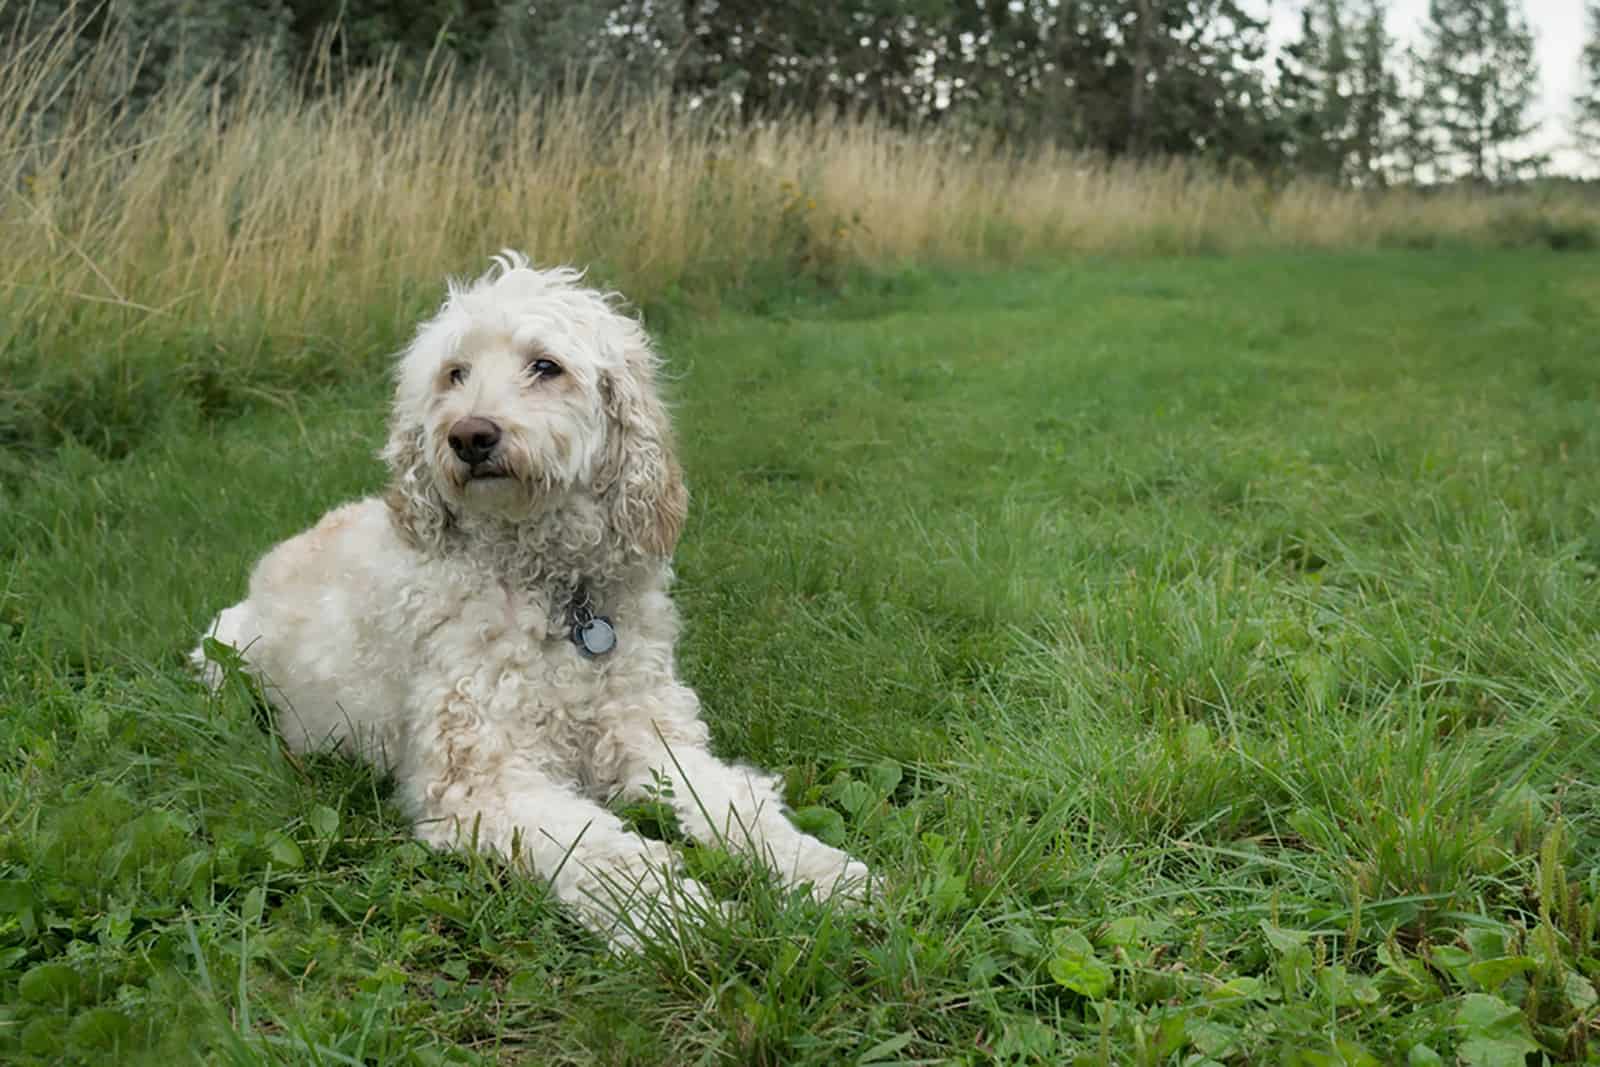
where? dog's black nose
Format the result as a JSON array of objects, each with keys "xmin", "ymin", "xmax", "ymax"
[{"xmin": 448, "ymin": 417, "xmax": 502, "ymax": 465}]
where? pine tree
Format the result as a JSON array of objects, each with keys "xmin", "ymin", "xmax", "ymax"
[
  {"xmin": 1276, "ymin": 0, "xmax": 1394, "ymax": 184},
  {"xmin": 1047, "ymin": 0, "xmax": 1277, "ymax": 161},
  {"xmin": 1391, "ymin": 45, "xmax": 1441, "ymax": 183},
  {"xmin": 1576, "ymin": 0, "xmax": 1600, "ymax": 161},
  {"xmin": 1412, "ymin": 0, "xmax": 1542, "ymax": 183},
  {"xmin": 1347, "ymin": 0, "xmax": 1397, "ymax": 184},
  {"xmin": 1276, "ymin": 1, "xmax": 1351, "ymax": 179}
]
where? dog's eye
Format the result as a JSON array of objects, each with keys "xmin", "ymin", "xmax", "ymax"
[
  {"xmin": 528, "ymin": 358, "xmax": 563, "ymax": 380},
  {"xmin": 448, "ymin": 366, "xmax": 469, "ymax": 387}
]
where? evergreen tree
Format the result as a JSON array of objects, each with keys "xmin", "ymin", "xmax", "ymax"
[
  {"xmin": 1412, "ymin": 0, "xmax": 1542, "ymax": 183},
  {"xmin": 667, "ymin": 0, "xmax": 1278, "ymax": 159},
  {"xmin": 991, "ymin": 0, "xmax": 1278, "ymax": 162},
  {"xmin": 671, "ymin": 1, "xmax": 949, "ymax": 124},
  {"xmin": 1275, "ymin": 0, "xmax": 1394, "ymax": 183},
  {"xmin": 1276, "ymin": 1, "xmax": 1357, "ymax": 179},
  {"xmin": 1576, "ymin": 0, "xmax": 1600, "ymax": 161},
  {"xmin": 1347, "ymin": 1, "xmax": 1397, "ymax": 184},
  {"xmin": 1391, "ymin": 44, "xmax": 1441, "ymax": 183},
  {"xmin": 1121, "ymin": 0, "xmax": 1278, "ymax": 163}
]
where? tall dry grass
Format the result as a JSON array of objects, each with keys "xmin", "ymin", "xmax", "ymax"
[{"xmin": 2, "ymin": 21, "xmax": 1595, "ymax": 455}]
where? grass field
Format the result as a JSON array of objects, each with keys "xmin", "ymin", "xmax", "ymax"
[
  {"xmin": 4, "ymin": 247, "xmax": 1600, "ymax": 1064},
  {"xmin": 6, "ymin": 21, "xmax": 1600, "ymax": 476}
]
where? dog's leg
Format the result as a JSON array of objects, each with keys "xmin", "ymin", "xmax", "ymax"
[
  {"xmin": 619, "ymin": 738, "xmax": 874, "ymax": 904},
  {"xmin": 406, "ymin": 761, "xmax": 718, "ymax": 948},
  {"xmin": 189, "ymin": 601, "xmax": 261, "ymax": 691}
]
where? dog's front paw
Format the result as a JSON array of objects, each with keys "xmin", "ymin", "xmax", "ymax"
[
  {"xmin": 833, "ymin": 857, "xmax": 878, "ymax": 904},
  {"xmin": 790, "ymin": 844, "xmax": 877, "ymax": 906},
  {"xmin": 577, "ymin": 848, "xmax": 732, "ymax": 952},
  {"xmin": 603, "ymin": 874, "xmax": 730, "ymax": 951},
  {"xmin": 816, "ymin": 857, "xmax": 879, "ymax": 907}
]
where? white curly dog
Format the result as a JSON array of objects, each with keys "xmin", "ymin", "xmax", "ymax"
[{"xmin": 194, "ymin": 252, "xmax": 870, "ymax": 944}]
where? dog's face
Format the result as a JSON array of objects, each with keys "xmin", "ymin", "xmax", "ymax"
[
  {"xmin": 384, "ymin": 254, "xmax": 686, "ymax": 559},
  {"xmin": 413, "ymin": 312, "xmax": 606, "ymax": 512}
]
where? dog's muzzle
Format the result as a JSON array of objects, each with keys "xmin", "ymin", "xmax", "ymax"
[{"xmin": 448, "ymin": 417, "xmax": 507, "ymax": 478}]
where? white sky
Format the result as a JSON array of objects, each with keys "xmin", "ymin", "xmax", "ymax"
[{"xmin": 1262, "ymin": 1, "xmax": 1591, "ymax": 173}]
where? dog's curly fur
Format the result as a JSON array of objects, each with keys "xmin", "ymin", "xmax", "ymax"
[{"xmin": 193, "ymin": 253, "xmax": 869, "ymax": 945}]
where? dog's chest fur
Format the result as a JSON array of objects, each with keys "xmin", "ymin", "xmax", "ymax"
[{"xmin": 397, "ymin": 558, "xmax": 667, "ymax": 796}]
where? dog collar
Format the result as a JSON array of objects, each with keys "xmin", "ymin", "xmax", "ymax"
[{"xmin": 566, "ymin": 582, "xmax": 616, "ymax": 659}]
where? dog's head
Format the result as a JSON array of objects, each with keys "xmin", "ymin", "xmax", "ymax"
[{"xmin": 383, "ymin": 252, "xmax": 686, "ymax": 560}]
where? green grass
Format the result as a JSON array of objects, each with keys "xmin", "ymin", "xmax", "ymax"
[{"xmin": 4, "ymin": 249, "xmax": 1600, "ymax": 1064}]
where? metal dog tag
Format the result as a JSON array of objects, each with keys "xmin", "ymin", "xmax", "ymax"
[{"xmin": 573, "ymin": 616, "xmax": 617, "ymax": 658}]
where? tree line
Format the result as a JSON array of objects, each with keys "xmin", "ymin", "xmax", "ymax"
[{"xmin": 10, "ymin": 0, "xmax": 1600, "ymax": 185}]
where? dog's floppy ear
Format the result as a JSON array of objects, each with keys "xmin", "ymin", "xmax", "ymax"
[
  {"xmin": 382, "ymin": 422, "xmax": 455, "ymax": 552},
  {"xmin": 598, "ymin": 347, "xmax": 687, "ymax": 560}
]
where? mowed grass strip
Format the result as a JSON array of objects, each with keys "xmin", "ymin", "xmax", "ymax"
[{"xmin": 3, "ymin": 248, "xmax": 1600, "ymax": 1064}]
